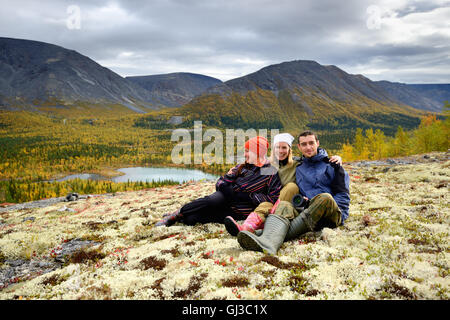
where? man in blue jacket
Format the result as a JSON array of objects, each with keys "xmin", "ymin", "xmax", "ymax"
[
  {"xmin": 237, "ymin": 131, "xmax": 350, "ymax": 255},
  {"xmin": 294, "ymin": 130, "xmax": 350, "ymax": 228}
]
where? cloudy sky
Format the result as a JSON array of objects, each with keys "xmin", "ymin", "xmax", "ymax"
[{"xmin": 1, "ymin": 0, "xmax": 449, "ymax": 83}]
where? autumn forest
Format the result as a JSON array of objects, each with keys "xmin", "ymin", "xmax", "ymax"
[{"xmin": 0, "ymin": 102, "xmax": 448, "ymax": 203}]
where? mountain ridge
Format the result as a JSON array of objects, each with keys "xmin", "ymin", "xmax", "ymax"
[
  {"xmin": 0, "ymin": 37, "xmax": 157, "ymax": 112},
  {"xmin": 0, "ymin": 37, "xmax": 448, "ymax": 123},
  {"xmin": 173, "ymin": 59, "xmax": 432, "ymax": 137},
  {"xmin": 203, "ymin": 60, "xmax": 448, "ymax": 112},
  {"xmin": 126, "ymin": 72, "xmax": 222, "ymax": 108}
]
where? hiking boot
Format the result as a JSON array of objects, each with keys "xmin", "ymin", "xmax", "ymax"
[
  {"xmin": 224, "ymin": 212, "xmax": 264, "ymax": 237},
  {"xmin": 155, "ymin": 209, "xmax": 182, "ymax": 227},
  {"xmin": 237, "ymin": 214, "xmax": 289, "ymax": 255}
]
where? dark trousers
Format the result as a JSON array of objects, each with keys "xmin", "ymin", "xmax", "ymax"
[{"xmin": 180, "ymin": 191, "xmax": 246, "ymax": 226}]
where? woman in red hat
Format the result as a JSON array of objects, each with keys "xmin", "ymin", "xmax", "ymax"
[{"xmin": 155, "ymin": 136, "xmax": 282, "ymax": 227}]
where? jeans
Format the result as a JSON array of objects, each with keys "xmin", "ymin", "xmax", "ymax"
[{"xmin": 180, "ymin": 191, "xmax": 247, "ymax": 225}]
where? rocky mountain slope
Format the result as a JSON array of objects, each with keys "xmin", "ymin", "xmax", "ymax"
[
  {"xmin": 178, "ymin": 60, "xmax": 426, "ymax": 132},
  {"xmin": 126, "ymin": 73, "xmax": 222, "ymax": 108},
  {"xmin": 204, "ymin": 60, "xmax": 448, "ymax": 113},
  {"xmin": 374, "ymin": 82, "xmax": 450, "ymax": 113},
  {"xmin": 0, "ymin": 37, "xmax": 156, "ymax": 112},
  {"xmin": 0, "ymin": 152, "xmax": 448, "ymax": 300},
  {"xmin": 209, "ymin": 61, "xmax": 396, "ymax": 103}
]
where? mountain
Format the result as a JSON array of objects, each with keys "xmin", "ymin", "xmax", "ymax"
[
  {"xmin": 126, "ymin": 72, "xmax": 222, "ymax": 108},
  {"xmin": 174, "ymin": 60, "xmax": 428, "ymax": 138},
  {"xmin": 209, "ymin": 61, "xmax": 395, "ymax": 103},
  {"xmin": 0, "ymin": 37, "xmax": 156, "ymax": 112},
  {"xmin": 205, "ymin": 61, "xmax": 449, "ymax": 113},
  {"xmin": 1, "ymin": 37, "xmax": 447, "ymax": 131},
  {"xmin": 373, "ymin": 82, "xmax": 450, "ymax": 112}
]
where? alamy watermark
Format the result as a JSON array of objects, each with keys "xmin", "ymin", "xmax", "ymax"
[
  {"xmin": 171, "ymin": 121, "xmax": 279, "ymax": 166},
  {"xmin": 366, "ymin": 5, "xmax": 383, "ymax": 30},
  {"xmin": 66, "ymin": 5, "xmax": 81, "ymax": 30}
]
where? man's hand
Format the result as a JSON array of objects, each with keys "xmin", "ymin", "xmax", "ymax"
[{"xmin": 329, "ymin": 155, "xmax": 342, "ymax": 166}]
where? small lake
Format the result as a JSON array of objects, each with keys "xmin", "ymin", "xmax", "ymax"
[{"xmin": 54, "ymin": 167, "xmax": 219, "ymax": 184}]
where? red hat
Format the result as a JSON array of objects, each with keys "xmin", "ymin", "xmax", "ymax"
[{"xmin": 245, "ymin": 136, "xmax": 269, "ymax": 157}]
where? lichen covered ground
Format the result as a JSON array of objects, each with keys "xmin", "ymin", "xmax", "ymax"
[{"xmin": 0, "ymin": 152, "xmax": 449, "ymax": 300}]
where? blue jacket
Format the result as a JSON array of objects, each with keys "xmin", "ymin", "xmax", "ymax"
[{"xmin": 295, "ymin": 148, "xmax": 350, "ymax": 223}]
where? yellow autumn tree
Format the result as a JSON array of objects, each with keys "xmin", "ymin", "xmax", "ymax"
[
  {"xmin": 390, "ymin": 126, "xmax": 410, "ymax": 157},
  {"xmin": 340, "ymin": 143, "xmax": 355, "ymax": 162},
  {"xmin": 413, "ymin": 114, "xmax": 448, "ymax": 153}
]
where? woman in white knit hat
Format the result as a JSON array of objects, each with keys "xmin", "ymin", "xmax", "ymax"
[{"xmin": 224, "ymin": 132, "xmax": 342, "ymax": 236}]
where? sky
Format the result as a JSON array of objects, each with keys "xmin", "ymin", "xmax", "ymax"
[{"xmin": 1, "ymin": 0, "xmax": 449, "ymax": 83}]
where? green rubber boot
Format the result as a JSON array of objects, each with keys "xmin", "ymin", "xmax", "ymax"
[
  {"xmin": 285, "ymin": 210, "xmax": 312, "ymax": 240},
  {"xmin": 253, "ymin": 211, "xmax": 312, "ymax": 240},
  {"xmin": 253, "ymin": 206, "xmax": 316, "ymax": 241},
  {"xmin": 237, "ymin": 214, "xmax": 289, "ymax": 255}
]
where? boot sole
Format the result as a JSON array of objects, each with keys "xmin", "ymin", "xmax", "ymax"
[
  {"xmin": 224, "ymin": 217, "xmax": 240, "ymax": 237},
  {"xmin": 237, "ymin": 231, "xmax": 264, "ymax": 252}
]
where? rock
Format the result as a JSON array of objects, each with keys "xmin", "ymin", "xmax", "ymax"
[
  {"xmin": 0, "ymin": 258, "xmax": 61, "ymax": 290},
  {"xmin": 57, "ymin": 206, "xmax": 76, "ymax": 213},
  {"xmin": 22, "ymin": 217, "xmax": 36, "ymax": 223},
  {"xmin": 65, "ymin": 193, "xmax": 79, "ymax": 202},
  {"xmin": 320, "ymin": 228, "xmax": 337, "ymax": 243},
  {"xmin": 39, "ymin": 261, "xmax": 53, "ymax": 268},
  {"xmin": 55, "ymin": 238, "xmax": 101, "ymax": 263},
  {"xmin": 0, "ymin": 238, "xmax": 101, "ymax": 289},
  {"xmin": 5, "ymin": 259, "xmax": 26, "ymax": 267}
]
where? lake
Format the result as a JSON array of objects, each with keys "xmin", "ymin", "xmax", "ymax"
[{"xmin": 55, "ymin": 167, "xmax": 219, "ymax": 184}]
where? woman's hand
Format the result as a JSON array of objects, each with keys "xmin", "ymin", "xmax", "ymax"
[{"xmin": 226, "ymin": 167, "xmax": 235, "ymax": 175}]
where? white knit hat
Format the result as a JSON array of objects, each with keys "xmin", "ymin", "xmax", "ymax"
[{"xmin": 273, "ymin": 133, "xmax": 295, "ymax": 148}]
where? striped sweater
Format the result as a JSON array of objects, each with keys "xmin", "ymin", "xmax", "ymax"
[{"xmin": 215, "ymin": 161, "xmax": 282, "ymax": 215}]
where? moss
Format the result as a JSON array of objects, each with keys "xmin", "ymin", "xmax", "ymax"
[
  {"xmin": 41, "ymin": 273, "xmax": 67, "ymax": 286},
  {"xmin": 173, "ymin": 273, "xmax": 207, "ymax": 298},
  {"xmin": 150, "ymin": 277, "xmax": 166, "ymax": 300},
  {"xmin": 80, "ymin": 283, "xmax": 112, "ymax": 300},
  {"xmin": 221, "ymin": 276, "xmax": 250, "ymax": 288},
  {"xmin": 140, "ymin": 256, "xmax": 167, "ymax": 271},
  {"xmin": 0, "ymin": 251, "xmax": 5, "ymax": 266},
  {"xmin": 288, "ymin": 273, "xmax": 309, "ymax": 294},
  {"xmin": 0, "ymin": 155, "xmax": 448, "ymax": 300},
  {"xmin": 161, "ymin": 247, "xmax": 181, "ymax": 257},
  {"xmin": 259, "ymin": 255, "xmax": 313, "ymax": 270},
  {"xmin": 377, "ymin": 280, "xmax": 418, "ymax": 300},
  {"xmin": 153, "ymin": 233, "xmax": 180, "ymax": 242},
  {"xmin": 68, "ymin": 248, "xmax": 106, "ymax": 265}
]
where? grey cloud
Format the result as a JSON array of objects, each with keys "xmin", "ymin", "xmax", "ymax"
[
  {"xmin": 394, "ymin": 0, "xmax": 450, "ymax": 18},
  {"xmin": 0, "ymin": 0, "xmax": 448, "ymax": 83}
]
